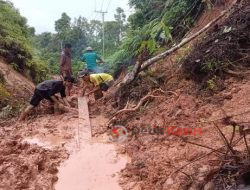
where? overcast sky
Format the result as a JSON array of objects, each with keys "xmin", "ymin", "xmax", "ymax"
[{"xmin": 9, "ymin": 0, "xmax": 131, "ymax": 34}]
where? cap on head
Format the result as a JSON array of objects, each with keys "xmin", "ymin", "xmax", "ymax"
[
  {"xmin": 64, "ymin": 76, "xmax": 75, "ymax": 83},
  {"xmin": 78, "ymin": 70, "xmax": 89, "ymax": 78},
  {"xmin": 86, "ymin": 47, "xmax": 93, "ymax": 51},
  {"xmin": 65, "ymin": 43, "xmax": 72, "ymax": 49}
]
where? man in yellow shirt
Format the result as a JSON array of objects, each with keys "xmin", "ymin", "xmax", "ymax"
[{"xmin": 78, "ymin": 70, "xmax": 114, "ymax": 100}]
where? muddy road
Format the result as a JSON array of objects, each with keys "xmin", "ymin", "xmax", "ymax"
[{"xmin": 0, "ymin": 97, "xmax": 129, "ymax": 190}]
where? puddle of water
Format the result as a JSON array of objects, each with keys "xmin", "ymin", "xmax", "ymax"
[
  {"xmin": 26, "ymin": 97, "xmax": 130, "ymax": 190},
  {"xmin": 23, "ymin": 135, "xmax": 65, "ymax": 149},
  {"xmin": 55, "ymin": 142, "xmax": 128, "ymax": 190},
  {"xmin": 23, "ymin": 137, "xmax": 53, "ymax": 149}
]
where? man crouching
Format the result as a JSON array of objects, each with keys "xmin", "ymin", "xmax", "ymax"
[
  {"xmin": 19, "ymin": 76, "xmax": 76, "ymax": 121},
  {"xmin": 78, "ymin": 70, "xmax": 114, "ymax": 100}
]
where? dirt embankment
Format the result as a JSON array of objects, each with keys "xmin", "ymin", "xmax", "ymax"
[
  {"xmin": 0, "ymin": 60, "xmax": 73, "ymax": 190},
  {"xmin": 0, "ymin": 1, "xmax": 249, "ymax": 190},
  {"xmin": 0, "ymin": 59, "xmax": 35, "ymax": 119},
  {"xmin": 182, "ymin": 1, "xmax": 250, "ymax": 85},
  {"xmin": 98, "ymin": 1, "xmax": 250, "ymax": 190}
]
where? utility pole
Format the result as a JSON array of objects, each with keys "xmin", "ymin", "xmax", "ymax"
[{"xmin": 95, "ymin": 10, "xmax": 107, "ymax": 58}]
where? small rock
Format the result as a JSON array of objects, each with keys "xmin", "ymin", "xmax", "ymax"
[
  {"xmin": 51, "ymin": 176, "xmax": 58, "ymax": 183},
  {"xmin": 163, "ymin": 177, "xmax": 174, "ymax": 189},
  {"xmin": 204, "ymin": 182, "xmax": 215, "ymax": 190},
  {"xmin": 132, "ymin": 184, "xmax": 142, "ymax": 190},
  {"xmin": 199, "ymin": 165, "xmax": 209, "ymax": 173},
  {"xmin": 125, "ymin": 182, "xmax": 136, "ymax": 189}
]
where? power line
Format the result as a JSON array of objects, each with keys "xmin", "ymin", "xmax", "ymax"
[
  {"xmin": 100, "ymin": 0, "xmax": 105, "ymax": 11},
  {"xmin": 93, "ymin": 12, "xmax": 98, "ymax": 21},
  {"xmin": 106, "ymin": 0, "xmax": 112, "ymax": 12},
  {"xmin": 95, "ymin": 10, "xmax": 108, "ymax": 58}
]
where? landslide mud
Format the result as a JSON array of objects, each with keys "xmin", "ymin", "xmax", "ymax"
[
  {"xmin": 99, "ymin": 1, "xmax": 250, "ymax": 189},
  {"xmin": 0, "ymin": 115, "xmax": 73, "ymax": 190},
  {"xmin": 0, "ymin": 98, "xmax": 129, "ymax": 190}
]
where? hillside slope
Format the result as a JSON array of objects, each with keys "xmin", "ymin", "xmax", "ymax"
[
  {"xmin": 93, "ymin": 1, "xmax": 250, "ymax": 189},
  {"xmin": 0, "ymin": 59, "xmax": 34, "ymax": 119},
  {"xmin": 0, "ymin": 0, "xmax": 249, "ymax": 190}
]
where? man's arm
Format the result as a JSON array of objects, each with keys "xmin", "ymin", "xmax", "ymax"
[
  {"xmin": 50, "ymin": 96, "xmax": 61, "ymax": 105},
  {"xmin": 81, "ymin": 54, "xmax": 86, "ymax": 62},
  {"xmin": 51, "ymin": 95, "xmax": 71, "ymax": 109},
  {"xmin": 96, "ymin": 54, "xmax": 104, "ymax": 64},
  {"xmin": 85, "ymin": 85, "xmax": 100, "ymax": 96},
  {"xmin": 62, "ymin": 97, "xmax": 71, "ymax": 107}
]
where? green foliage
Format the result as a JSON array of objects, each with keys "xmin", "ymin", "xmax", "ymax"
[
  {"xmin": 0, "ymin": 1, "xmax": 31, "ymax": 64},
  {"xmin": 107, "ymin": 0, "xmax": 204, "ymax": 74},
  {"xmin": 28, "ymin": 57, "xmax": 50, "ymax": 83},
  {"xmin": 128, "ymin": 0, "xmax": 167, "ymax": 29},
  {"xmin": 207, "ymin": 76, "xmax": 217, "ymax": 90},
  {"xmin": 0, "ymin": 83, "xmax": 10, "ymax": 99},
  {"xmin": 0, "ymin": 71, "xmax": 5, "ymax": 84},
  {"xmin": 34, "ymin": 8, "xmax": 127, "ymax": 75},
  {"xmin": 55, "ymin": 12, "xmax": 71, "ymax": 42},
  {"xmin": 72, "ymin": 60, "xmax": 84, "ymax": 75},
  {"xmin": 202, "ymin": 60, "xmax": 218, "ymax": 72},
  {"xmin": 174, "ymin": 45, "xmax": 192, "ymax": 63},
  {"xmin": 0, "ymin": 0, "xmax": 49, "ymax": 83}
]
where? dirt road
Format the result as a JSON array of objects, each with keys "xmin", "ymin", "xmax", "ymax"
[
  {"xmin": 55, "ymin": 97, "xmax": 129, "ymax": 190},
  {"xmin": 0, "ymin": 97, "xmax": 129, "ymax": 190}
]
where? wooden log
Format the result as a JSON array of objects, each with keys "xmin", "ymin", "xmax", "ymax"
[
  {"xmin": 78, "ymin": 97, "xmax": 92, "ymax": 146},
  {"xmin": 115, "ymin": 0, "xmax": 238, "ymax": 91}
]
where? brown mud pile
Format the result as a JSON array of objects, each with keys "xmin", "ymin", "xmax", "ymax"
[
  {"xmin": 98, "ymin": 1, "xmax": 250, "ymax": 190},
  {"xmin": 116, "ymin": 75, "xmax": 250, "ymax": 190},
  {"xmin": 182, "ymin": 1, "xmax": 250, "ymax": 85},
  {"xmin": 0, "ymin": 1, "xmax": 249, "ymax": 190},
  {"xmin": 0, "ymin": 114, "xmax": 77, "ymax": 190},
  {"xmin": 0, "ymin": 60, "xmax": 34, "ymax": 117},
  {"xmin": 0, "ymin": 137, "xmax": 67, "ymax": 190}
]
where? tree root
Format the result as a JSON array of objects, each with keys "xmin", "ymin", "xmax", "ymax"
[{"xmin": 106, "ymin": 89, "xmax": 172, "ymax": 126}]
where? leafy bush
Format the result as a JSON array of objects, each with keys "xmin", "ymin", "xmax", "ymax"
[
  {"xmin": 0, "ymin": 83, "xmax": 10, "ymax": 99},
  {"xmin": 108, "ymin": 0, "xmax": 204, "ymax": 74},
  {"xmin": 0, "ymin": 0, "xmax": 49, "ymax": 83}
]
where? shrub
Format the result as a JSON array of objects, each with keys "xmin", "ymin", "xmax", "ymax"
[{"xmin": 0, "ymin": 0, "xmax": 49, "ymax": 83}]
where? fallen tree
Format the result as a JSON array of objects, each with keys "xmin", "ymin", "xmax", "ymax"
[
  {"xmin": 107, "ymin": 89, "xmax": 178, "ymax": 126},
  {"xmin": 115, "ymin": 0, "xmax": 238, "ymax": 93}
]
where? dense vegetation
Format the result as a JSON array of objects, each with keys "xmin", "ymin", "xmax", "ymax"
[
  {"xmin": 0, "ymin": 0, "xmax": 49, "ymax": 83},
  {"xmin": 34, "ymin": 0, "xmax": 205, "ymax": 77},
  {"xmin": 33, "ymin": 8, "xmax": 127, "ymax": 75},
  {"xmin": 0, "ymin": 0, "xmax": 206, "ymax": 81},
  {"xmin": 110, "ymin": 0, "xmax": 205, "ymax": 75}
]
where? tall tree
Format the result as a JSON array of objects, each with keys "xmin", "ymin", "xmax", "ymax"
[
  {"xmin": 55, "ymin": 12, "xmax": 71, "ymax": 46},
  {"xmin": 114, "ymin": 7, "xmax": 126, "ymax": 42}
]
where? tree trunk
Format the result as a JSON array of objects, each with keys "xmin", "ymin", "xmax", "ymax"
[{"xmin": 115, "ymin": 0, "xmax": 237, "ymax": 92}]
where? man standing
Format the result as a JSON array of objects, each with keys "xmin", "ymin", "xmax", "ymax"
[
  {"xmin": 18, "ymin": 76, "xmax": 76, "ymax": 121},
  {"xmin": 81, "ymin": 47, "xmax": 104, "ymax": 74},
  {"xmin": 60, "ymin": 43, "xmax": 72, "ymax": 78},
  {"xmin": 78, "ymin": 70, "xmax": 114, "ymax": 100}
]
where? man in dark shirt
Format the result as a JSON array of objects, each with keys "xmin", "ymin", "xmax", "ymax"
[{"xmin": 18, "ymin": 76, "xmax": 75, "ymax": 121}]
